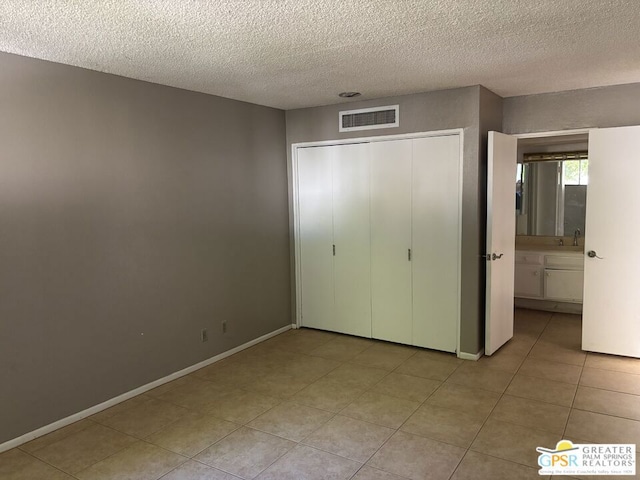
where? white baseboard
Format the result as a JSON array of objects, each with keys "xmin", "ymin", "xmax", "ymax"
[
  {"xmin": 0, "ymin": 324, "xmax": 292, "ymax": 454},
  {"xmin": 458, "ymin": 348, "xmax": 484, "ymax": 361}
]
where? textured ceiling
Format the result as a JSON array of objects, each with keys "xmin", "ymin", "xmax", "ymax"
[{"xmin": 1, "ymin": 1, "xmax": 639, "ymax": 109}]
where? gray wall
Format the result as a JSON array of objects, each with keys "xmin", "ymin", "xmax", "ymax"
[
  {"xmin": 286, "ymin": 86, "xmax": 486, "ymax": 355},
  {"xmin": 0, "ymin": 52, "xmax": 290, "ymax": 444},
  {"xmin": 503, "ymin": 83, "xmax": 640, "ymax": 133}
]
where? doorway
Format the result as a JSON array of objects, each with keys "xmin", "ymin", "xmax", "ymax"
[
  {"xmin": 488, "ymin": 125, "xmax": 640, "ymax": 359},
  {"xmin": 486, "ymin": 129, "xmax": 589, "ymax": 356},
  {"xmin": 514, "ymin": 131, "xmax": 588, "ymax": 317}
]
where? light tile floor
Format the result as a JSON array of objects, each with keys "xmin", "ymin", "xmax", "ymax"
[{"xmin": 3, "ymin": 308, "xmax": 640, "ymax": 479}]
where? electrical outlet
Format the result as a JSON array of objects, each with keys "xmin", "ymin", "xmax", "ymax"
[
  {"xmin": 201, "ymin": 329, "xmax": 208, "ymax": 342},
  {"xmin": 222, "ymin": 321, "xmax": 227, "ymax": 334}
]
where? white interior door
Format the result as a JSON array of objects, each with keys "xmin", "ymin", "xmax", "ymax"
[
  {"xmin": 485, "ymin": 132, "xmax": 517, "ymax": 355},
  {"xmin": 332, "ymin": 143, "xmax": 372, "ymax": 337},
  {"xmin": 297, "ymin": 146, "xmax": 334, "ymax": 330},
  {"xmin": 412, "ymin": 135, "xmax": 460, "ymax": 352},
  {"xmin": 370, "ymin": 139, "xmax": 412, "ymax": 344},
  {"xmin": 583, "ymin": 126, "xmax": 640, "ymax": 358}
]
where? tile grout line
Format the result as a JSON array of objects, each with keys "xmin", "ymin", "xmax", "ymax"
[
  {"xmin": 182, "ymin": 334, "xmax": 407, "ymax": 479},
  {"xmin": 295, "ymin": 337, "xmax": 462, "ymax": 479},
  {"xmin": 347, "ymin": 463, "xmax": 413, "ymax": 480},
  {"xmin": 241, "ymin": 335, "xmax": 416, "ymax": 479},
  {"xmin": 49, "ymin": 435, "xmax": 191, "ymax": 480},
  {"xmin": 1, "ymin": 327, "xmax": 453, "ymax": 477},
  {"xmin": 16, "ymin": 418, "xmax": 97, "ymax": 456},
  {"xmin": 11, "ymin": 314, "xmax": 625, "ymax": 480},
  {"xmin": 18, "ymin": 449, "xmax": 86, "ymax": 480},
  {"xmin": 560, "ymin": 344, "xmax": 587, "ymax": 442},
  {"xmin": 296, "ymin": 348, "xmax": 429, "ymax": 477},
  {"xmin": 446, "ymin": 319, "xmax": 550, "ymax": 480},
  {"xmin": 175, "ymin": 457, "xmax": 244, "ymax": 479},
  {"xmin": 351, "ymin": 357, "xmax": 466, "ymax": 478},
  {"xmin": 314, "ymin": 313, "xmax": 559, "ymax": 478},
  {"xmin": 185, "ymin": 424, "xmax": 242, "ymax": 460},
  {"xmin": 23, "ymin": 423, "xmax": 150, "ymax": 479},
  {"xmin": 446, "ymin": 311, "xmax": 554, "ymax": 477},
  {"xmin": 71, "ymin": 332, "xmax": 304, "ymax": 478},
  {"xmin": 476, "ymin": 311, "xmax": 584, "ymax": 472}
]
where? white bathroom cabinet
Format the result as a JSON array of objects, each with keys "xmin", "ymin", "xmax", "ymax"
[{"xmin": 515, "ymin": 250, "xmax": 584, "ymax": 303}]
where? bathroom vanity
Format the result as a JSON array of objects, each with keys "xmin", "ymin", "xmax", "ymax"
[{"xmin": 515, "ymin": 248, "xmax": 584, "ymax": 304}]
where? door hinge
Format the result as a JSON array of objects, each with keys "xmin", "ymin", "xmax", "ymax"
[
  {"xmin": 333, "ymin": 244, "xmax": 336, "ymax": 256},
  {"xmin": 408, "ymin": 248, "xmax": 412, "ymax": 261}
]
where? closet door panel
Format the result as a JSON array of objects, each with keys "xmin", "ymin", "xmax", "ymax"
[
  {"xmin": 370, "ymin": 140, "xmax": 413, "ymax": 344},
  {"xmin": 332, "ymin": 143, "xmax": 372, "ymax": 337},
  {"xmin": 297, "ymin": 147, "xmax": 334, "ymax": 330},
  {"xmin": 412, "ymin": 135, "xmax": 460, "ymax": 352}
]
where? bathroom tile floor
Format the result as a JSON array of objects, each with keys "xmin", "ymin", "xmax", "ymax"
[{"xmin": 3, "ymin": 308, "xmax": 640, "ymax": 479}]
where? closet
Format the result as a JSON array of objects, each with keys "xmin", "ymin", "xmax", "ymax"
[{"xmin": 295, "ymin": 132, "xmax": 461, "ymax": 353}]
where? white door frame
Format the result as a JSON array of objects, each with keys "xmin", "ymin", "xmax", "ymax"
[
  {"xmin": 510, "ymin": 129, "xmax": 591, "ymax": 307},
  {"xmin": 291, "ymin": 128, "xmax": 464, "ymax": 354},
  {"xmin": 483, "ymin": 128, "xmax": 590, "ymax": 356},
  {"xmin": 512, "ymin": 128, "xmax": 590, "ymax": 139}
]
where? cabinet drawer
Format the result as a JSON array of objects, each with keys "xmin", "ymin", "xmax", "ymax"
[
  {"xmin": 545, "ymin": 255, "xmax": 584, "ymax": 270},
  {"xmin": 515, "ymin": 252, "xmax": 544, "ymax": 265}
]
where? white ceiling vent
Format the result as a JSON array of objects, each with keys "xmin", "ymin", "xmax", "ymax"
[{"xmin": 339, "ymin": 105, "xmax": 399, "ymax": 132}]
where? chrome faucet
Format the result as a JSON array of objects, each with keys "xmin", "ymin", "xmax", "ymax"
[{"xmin": 573, "ymin": 229, "xmax": 581, "ymax": 246}]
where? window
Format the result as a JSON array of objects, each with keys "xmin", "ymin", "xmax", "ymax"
[
  {"xmin": 563, "ymin": 159, "xmax": 589, "ymax": 186},
  {"xmin": 516, "ymin": 163, "xmax": 525, "ymax": 212}
]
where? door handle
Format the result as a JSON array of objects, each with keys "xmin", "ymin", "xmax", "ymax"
[
  {"xmin": 587, "ymin": 250, "xmax": 603, "ymax": 259},
  {"xmin": 492, "ymin": 253, "xmax": 504, "ymax": 261}
]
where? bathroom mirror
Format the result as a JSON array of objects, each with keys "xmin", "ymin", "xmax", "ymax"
[{"xmin": 516, "ymin": 152, "xmax": 588, "ymax": 236}]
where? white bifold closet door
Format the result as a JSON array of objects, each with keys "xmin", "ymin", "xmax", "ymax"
[
  {"xmin": 297, "ymin": 135, "xmax": 459, "ymax": 351},
  {"xmin": 370, "ymin": 139, "xmax": 413, "ymax": 344},
  {"xmin": 297, "ymin": 143, "xmax": 371, "ymax": 337},
  {"xmin": 297, "ymin": 146, "xmax": 334, "ymax": 331},
  {"xmin": 332, "ymin": 143, "xmax": 372, "ymax": 337},
  {"xmin": 412, "ymin": 135, "xmax": 460, "ymax": 352}
]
